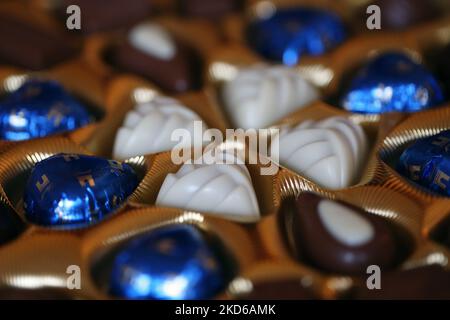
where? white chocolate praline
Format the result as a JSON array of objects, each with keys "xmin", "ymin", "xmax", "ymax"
[
  {"xmin": 222, "ymin": 65, "xmax": 320, "ymax": 129},
  {"xmin": 318, "ymin": 200, "xmax": 374, "ymax": 246},
  {"xmin": 271, "ymin": 116, "xmax": 367, "ymax": 189},
  {"xmin": 113, "ymin": 96, "xmax": 207, "ymax": 160},
  {"xmin": 156, "ymin": 152, "xmax": 260, "ymax": 222},
  {"xmin": 128, "ymin": 22, "xmax": 176, "ymax": 60}
]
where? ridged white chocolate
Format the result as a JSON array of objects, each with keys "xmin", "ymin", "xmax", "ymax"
[
  {"xmin": 156, "ymin": 153, "xmax": 260, "ymax": 222},
  {"xmin": 113, "ymin": 96, "xmax": 207, "ymax": 160},
  {"xmin": 222, "ymin": 65, "xmax": 319, "ymax": 129},
  {"xmin": 271, "ymin": 116, "xmax": 367, "ymax": 189}
]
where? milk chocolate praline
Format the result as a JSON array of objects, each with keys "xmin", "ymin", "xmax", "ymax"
[{"xmin": 279, "ymin": 193, "xmax": 410, "ymax": 275}]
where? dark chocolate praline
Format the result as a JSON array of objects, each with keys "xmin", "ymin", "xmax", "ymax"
[{"xmin": 279, "ymin": 193, "xmax": 407, "ymax": 275}]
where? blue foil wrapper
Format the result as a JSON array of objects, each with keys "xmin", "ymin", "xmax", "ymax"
[
  {"xmin": 246, "ymin": 7, "xmax": 346, "ymax": 66},
  {"xmin": 397, "ymin": 130, "xmax": 450, "ymax": 196},
  {"xmin": 24, "ymin": 153, "xmax": 139, "ymax": 228},
  {"xmin": 0, "ymin": 79, "xmax": 94, "ymax": 141},
  {"xmin": 0, "ymin": 203, "xmax": 24, "ymax": 244},
  {"xmin": 109, "ymin": 224, "xmax": 230, "ymax": 300},
  {"xmin": 342, "ymin": 52, "xmax": 445, "ymax": 114}
]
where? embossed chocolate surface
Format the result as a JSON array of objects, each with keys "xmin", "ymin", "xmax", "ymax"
[
  {"xmin": 113, "ymin": 96, "xmax": 207, "ymax": 160},
  {"xmin": 279, "ymin": 193, "xmax": 403, "ymax": 274},
  {"xmin": 272, "ymin": 117, "xmax": 367, "ymax": 189},
  {"xmin": 222, "ymin": 65, "xmax": 319, "ymax": 129},
  {"xmin": 156, "ymin": 153, "xmax": 260, "ymax": 222}
]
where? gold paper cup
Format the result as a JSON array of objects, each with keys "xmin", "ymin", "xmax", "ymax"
[
  {"xmin": 0, "ymin": 207, "xmax": 259, "ymax": 299},
  {"xmin": 378, "ymin": 106, "xmax": 450, "ymax": 205},
  {"xmin": 0, "ymin": 137, "xmax": 151, "ymax": 224},
  {"xmin": 84, "ymin": 75, "xmax": 228, "ymax": 158},
  {"xmin": 125, "ymin": 147, "xmax": 278, "ymax": 223},
  {"xmin": 225, "ymin": 259, "xmax": 324, "ymax": 299},
  {"xmin": 257, "ymin": 185, "xmax": 434, "ymax": 298},
  {"xmin": 83, "ymin": 16, "xmax": 221, "ymax": 85},
  {"xmin": 0, "ymin": 65, "xmax": 107, "ymax": 148}
]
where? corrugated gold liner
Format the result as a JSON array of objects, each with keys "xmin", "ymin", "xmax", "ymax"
[
  {"xmin": 84, "ymin": 75, "xmax": 228, "ymax": 158},
  {"xmin": 0, "ymin": 206, "xmax": 259, "ymax": 299},
  {"xmin": 378, "ymin": 106, "xmax": 450, "ymax": 207},
  {"xmin": 422, "ymin": 200, "xmax": 450, "ymax": 238},
  {"xmin": 82, "ymin": 207, "xmax": 258, "ymax": 298},
  {"xmin": 224, "ymin": 259, "xmax": 325, "ymax": 299},
  {"xmin": 126, "ymin": 147, "xmax": 278, "ymax": 223},
  {"xmin": 0, "ymin": 64, "xmax": 109, "ymax": 147},
  {"xmin": 0, "ymin": 137, "xmax": 151, "ymax": 224},
  {"xmin": 83, "ymin": 16, "xmax": 221, "ymax": 82},
  {"xmin": 256, "ymin": 185, "xmax": 443, "ymax": 298}
]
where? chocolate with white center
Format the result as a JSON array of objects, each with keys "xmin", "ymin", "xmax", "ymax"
[
  {"xmin": 271, "ymin": 117, "xmax": 367, "ymax": 189},
  {"xmin": 279, "ymin": 193, "xmax": 401, "ymax": 274},
  {"xmin": 222, "ymin": 65, "xmax": 319, "ymax": 129},
  {"xmin": 156, "ymin": 152, "xmax": 260, "ymax": 222},
  {"xmin": 112, "ymin": 22, "xmax": 200, "ymax": 93},
  {"xmin": 113, "ymin": 96, "xmax": 208, "ymax": 160}
]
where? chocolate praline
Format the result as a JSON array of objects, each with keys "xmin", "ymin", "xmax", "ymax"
[
  {"xmin": 352, "ymin": 265, "xmax": 450, "ymax": 299},
  {"xmin": 279, "ymin": 193, "xmax": 407, "ymax": 275},
  {"xmin": 110, "ymin": 23, "xmax": 201, "ymax": 93},
  {"xmin": 0, "ymin": 11, "xmax": 77, "ymax": 70}
]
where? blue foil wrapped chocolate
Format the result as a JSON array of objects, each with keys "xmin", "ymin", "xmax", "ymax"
[
  {"xmin": 109, "ymin": 224, "xmax": 231, "ymax": 300},
  {"xmin": 246, "ymin": 7, "xmax": 347, "ymax": 66},
  {"xmin": 397, "ymin": 130, "xmax": 450, "ymax": 196},
  {"xmin": 0, "ymin": 79, "xmax": 94, "ymax": 141},
  {"xmin": 342, "ymin": 52, "xmax": 445, "ymax": 114},
  {"xmin": 24, "ymin": 153, "xmax": 139, "ymax": 228}
]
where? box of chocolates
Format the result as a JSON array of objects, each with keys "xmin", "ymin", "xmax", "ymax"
[{"xmin": 0, "ymin": 0, "xmax": 449, "ymax": 301}]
